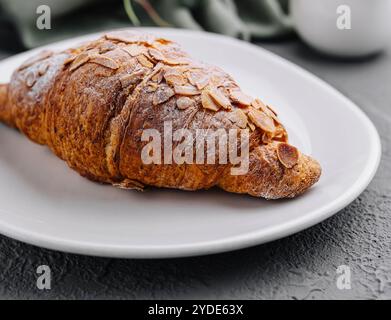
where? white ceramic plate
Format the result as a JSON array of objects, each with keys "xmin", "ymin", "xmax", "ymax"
[{"xmin": 0, "ymin": 28, "xmax": 381, "ymax": 258}]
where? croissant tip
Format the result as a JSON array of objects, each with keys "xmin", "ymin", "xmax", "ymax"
[{"xmin": 275, "ymin": 154, "xmax": 322, "ymax": 199}]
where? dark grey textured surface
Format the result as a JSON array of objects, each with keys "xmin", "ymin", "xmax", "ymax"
[{"xmin": 0, "ymin": 38, "xmax": 390, "ymax": 300}]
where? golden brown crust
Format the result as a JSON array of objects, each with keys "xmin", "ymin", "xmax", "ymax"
[
  {"xmin": 0, "ymin": 30, "xmax": 321, "ymax": 199},
  {"xmin": 0, "ymin": 83, "xmax": 11, "ymax": 127},
  {"xmin": 218, "ymin": 142, "xmax": 321, "ymax": 199}
]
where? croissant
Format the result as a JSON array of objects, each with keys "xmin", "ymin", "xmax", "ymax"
[{"xmin": 0, "ymin": 30, "xmax": 321, "ymax": 199}]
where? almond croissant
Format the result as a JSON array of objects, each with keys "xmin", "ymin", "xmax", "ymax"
[{"xmin": 0, "ymin": 30, "xmax": 321, "ymax": 199}]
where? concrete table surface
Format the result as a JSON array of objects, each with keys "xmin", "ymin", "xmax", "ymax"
[{"xmin": 0, "ymin": 36, "xmax": 390, "ymax": 300}]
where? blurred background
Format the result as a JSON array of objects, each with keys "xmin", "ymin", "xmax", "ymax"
[
  {"xmin": 0, "ymin": 0, "xmax": 390, "ymax": 57},
  {"xmin": 0, "ymin": 0, "xmax": 292, "ymax": 50}
]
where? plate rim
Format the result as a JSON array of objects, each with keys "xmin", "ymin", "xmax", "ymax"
[{"xmin": 0, "ymin": 27, "xmax": 382, "ymax": 258}]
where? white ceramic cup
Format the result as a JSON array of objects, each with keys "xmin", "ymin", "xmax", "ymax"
[{"xmin": 291, "ymin": 0, "xmax": 391, "ymax": 57}]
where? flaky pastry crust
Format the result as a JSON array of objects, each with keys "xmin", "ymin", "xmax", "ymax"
[{"xmin": 0, "ymin": 30, "xmax": 321, "ymax": 199}]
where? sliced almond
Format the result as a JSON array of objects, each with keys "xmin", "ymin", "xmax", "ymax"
[
  {"xmin": 187, "ymin": 71, "xmax": 209, "ymax": 90},
  {"xmin": 148, "ymin": 48, "xmax": 165, "ymax": 61},
  {"xmin": 121, "ymin": 45, "xmax": 146, "ymax": 57},
  {"xmin": 99, "ymin": 42, "xmax": 116, "ymax": 54},
  {"xmin": 105, "ymin": 31, "xmax": 135, "ymax": 43},
  {"xmin": 164, "ymin": 69, "xmax": 187, "ymax": 86},
  {"xmin": 151, "ymin": 68, "xmax": 165, "ymax": 83},
  {"xmin": 274, "ymin": 126, "xmax": 288, "ymax": 142},
  {"xmin": 69, "ymin": 52, "xmax": 90, "ymax": 71},
  {"xmin": 63, "ymin": 55, "xmax": 76, "ymax": 66},
  {"xmin": 153, "ymin": 85, "xmax": 175, "ymax": 105},
  {"xmin": 277, "ymin": 143, "xmax": 299, "ymax": 168},
  {"xmin": 201, "ymin": 90, "xmax": 220, "ymax": 111},
  {"xmin": 174, "ymin": 85, "xmax": 200, "ymax": 96},
  {"xmin": 146, "ymin": 82, "xmax": 158, "ymax": 92},
  {"xmin": 228, "ymin": 109, "xmax": 248, "ymax": 129},
  {"xmin": 194, "ymin": 76, "xmax": 209, "ymax": 90},
  {"xmin": 163, "ymin": 58, "xmax": 187, "ymax": 66},
  {"xmin": 209, "ymin": 88, "xmax": 231, "ymax": 110},
  {"xmin": 229, "ymin": 89, "xmax": 253, "ymax": 106},
  {"xmin": 120, "ymin": 74, "xmax": 136, "ymax": 88},
  {"xmin": 267, "ymin": 104, "xmax": 278, "ymax": 116},
  {"xmin": 38, "ymin": 62, "xmax": 49, "ymax": 76},
  {"xmin": 149, "ymin": 62, "xmax": 164, "ymax": 81},
  {"xmin": 120, "ymin": 69, "xmax": 146, "ymax": 88},
  {"xmin": 176, "ymin": 96, "xmax": 195, "ymax": 110},
  {"xmin": 252, "ymin": 98, "xmax": 278, "ymax": 120},
  {"xmin": 90, "ymin": 55, "xmax": 119, "ymax": 70},
  {"xmin": 251, "ymin": 98, "xmax": 265, "ymax": 110},
  {"xmin": 25, "ymin": 71, "xmax": 36, "ymax": 87},
  {"xmin": 161, "ymin": 52, "xmax": 189, "ymax": 66},
  {"xmin": 137, "ymin": 55, "xmax": 154, "ymax": 68},
  {"xmin": 105, "ymin": 31, "xmax": 154, "ymax": 45},
  {"xmin": 247, "ymin": 108, "xmax": 276, "ymax": 133},
  {"xmin": 209, "ymin": 75, "xmax": 224, "ymax": 87},
  {"xmin": 186, "ymin": 71, "xmax": 200, "ymax": 86}
]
